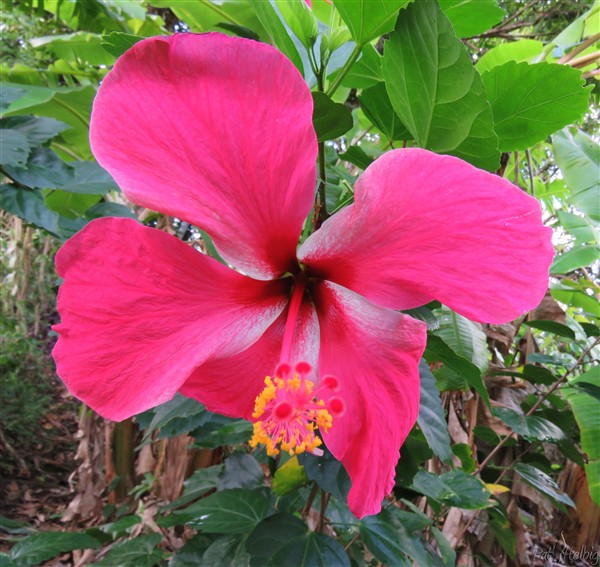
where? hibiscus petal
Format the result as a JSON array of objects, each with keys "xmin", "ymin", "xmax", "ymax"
[
  {"xmin": 53, "ymin": 218, "xmax": 289, "ymax": 422},
  {"xmin": 312, "ymin": 281, "xmax": 427, "ymax": 518},
  {"xmin": 90, "ymin": 33, "xmax": 317, "ymax": 280},
  {"xmin": 299, "ymin": 149, "xmax": 554, "ymax": 323},
  {"xmin": 180, "ymin": 297, "xmax": 319, "ymax": 420}
]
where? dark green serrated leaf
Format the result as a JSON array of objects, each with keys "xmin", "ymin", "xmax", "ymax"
[
  {"xmin": 359, "ymin": 82, "xmax": 411, "ymax": 140},
  {"xmin": 523, "ymin": 365, "xmax": 556, "ymax": 386},
  {"xmin": 140, "ymin": 393, "xmax": 206, "ymax": 441},
  {"xmin": 416, "ymin": 361, "xmax": 452, "ymax": 463},
  {"xmin": 493, "ymin": 407, "xmax": 565, "ymax": 442},
  {"xmin": 0, "ymin": 87, "xmax": 26, "ymax": 113},
  {"xmin": 394, "ymin": 430, "xmax": 433, "ymax": 487},
  {"xmin": 332, "ymin": 0, "xmax": 412, "ymax": 46},
  {"xmin": 246, "ymin": 513, "xmax": 307, "ymax": 566},
  {"xmin": 217, "ymin": 453, "xmax": 264, "ymax": 490},
  {"xmin": 338, "ymin": 145, "xmax": 373, "ymax": 170},
  {"xmin": 184, "ymin": 488, "xmax": 274, "ymax": 534},
  {"xmin": 513, "ymin": 463, "xmax": 575, "ymax": 509},
  {"xmin": 482, "ymin": 61, "xmax": 592, "ymax": 152},
  {"xmin": 167, "ymin": 465, "xmax": 223, "ymax": 510},
  {"xmin": 60, "ymin": 162, "xmax": 118, "ymax": 194},
  {"xmin": 3, "ymin": 147, "xmax": 73, "ymax": 189},
  {"xmin": 382, "ymin": 0, "xmax": 499, "ymax": 170},
  {"xmin": 92, "ymin": 533, "xmax": 164, "ymax": 567},
  {"xmin": 169, "ymin": 534, "xmax": 217, "ymax": 567},
  {"xmin": 9, "ymin": 532, "xmax": 101, "ymax": 567},
  {"xmin": 524, "ymin": 320, "xmax": 576, "ymax": 339},
  {"xmin": 86, "ymin": 202, "xmax": 137, "ymax": 220},
  {"xmin": 411, "ymin": 470, "xmax": 493, "ymax": 509},
  {"xmin": 298, "ymin": 449, "xmax": 351, "ymax": 501},
  {"xmin": 1, "ymin": 115, "xmax": 66, "ymax": 146},
  {"xmin": 439, "ymin": 0, "xmax": 504, "ymax": 37},
  {"xmin": 201, "ymin": 535, "xmax": 251, "ymax": 567},
  {"xmin": 269, "ymin": 531, "xmax": 350, "ymax": 567},
  {"xmin": 312, "ymin": 92, "xmax": 353, "ymax": 142},
  {"xmin": 0, "ymin": 129, "xmax": 30, "ymax": 166}
]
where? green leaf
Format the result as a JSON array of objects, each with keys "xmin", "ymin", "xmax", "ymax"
[
  {"xmin": 31, "ymin": 32, "xmax": 115, "ymax": 66},
  {"xmin": 3, "ymin": 147, "xmax": 72, "ymax": 189},
  {"xmin": 557, "ymin": 210, "xmax": 599, "ymax": 245},
  {"xmin": 3, "ymin": 83, "xmax": 95, "ymax": 159},
  {"xmin": 86, "ymin": 202, "xmax": 137, "ymax": 220},
  {"xmin": 332, "ymin": 0, "xmax": 412, "ymax": 46},
  {"xmin": 513, "ymin": 463, "xmax": 575, "ymax": 509},
  {"xmin": 488, "ymin": 507, "xmax": 516, "ymax": 560},
  {"xmin": 101, "ymin": 32, "xmax": 145, "ymax": 58},
  {"xmin": 550, "ymin": 245, "xmax": 600, "ymax": 275},
  {"xmin": 416, "ymin": 361, "xmax": 452, "ymax": 463},
  {"xmin": 9, "ymin": 532, "xmax": 101, "ymax": 567},
  {"xmin": 475, "ymin": 39, "xmax": 544, "ymax": 74},
  {"xmin": 382, "ymin": 0, "xmax": 499, "ymax": 170},
  {"xmin": 252, "ymin": 1, "xmax": 304, "ymax": 74},
  {"xmin": 60, "ymin": 162, "xmax": 118, "ymax": 194},
  {"xmin": 0, "ymin": 184, "xmax": 84, "ymax": 239},
  {"xmin": 0, "ymin": 86, "xmax": 26, "ymax": 114},
  {"xmin": 92, "ymin": 533, "xmax": 164, "ymax": 567},
  {"xmin": 552, "ymin": 128, "xmax": 600, "ymax": 221},
  {"xmin": 246, "ymin": 513, "xmax": 307, "ymax": 566},
  {"xmin": 272, "ymin": 456, "xmax": 309, "ymax": 496},
  {"xmin": 452, "ymin": 443, "xmax": 476, "ymax": 473},
  {"xmin": 360, "ymin": 509, "xmax": 442, "ymax": 567},
  {"xmin": 563, "ymin": 368, "xmax": 600, "ymax": 506},
  {"xmin": 184, "ymin": 488, "xmax": 274, "ymax": 534},
  {"xmin": 493, "ymin": 407, "xmax": 565, "ymax": 442},
  {"xmin": 45, "ymin": 190, "xmax": 101, "ymax": 218},
  {"xmin": 269, "ymin": 531, "xmax": 350, "ymax": 567},
  {"xmin": 524, "ymin": 320, "xmax": 576, "ymax": 339},
  {"xmin": 167, "ymin": 465, "xmax": 223, "ymax": 510},
  {"xmin": 202, "ymin": 535, "xmax": 251, "ymax": 566},
  {"xmin": 340, "ymin": 44, "xmax": 383, "ymax": 89},
  {"xmin": 140, "ymin": 393, "xmax": 206, "ymax": 441},
  {"xmin": 312, "ymin": 92, "xmax": 353, "ymax": 142},
  {"xmin": 0, "ymin": 129, "xmax": 30, "ymax": 167},
  {"xmin": 298, "ymin": 449, "xmax": 350, "ymax": 501},
  {"xmin": 1, "ymin": 116, "xmax": 67, "ymax": 145},
  {"xmin": 439, "ymin": 0, "xmax": 505, "ymax": 37},
  {"xmin": 217, "ymin": 453, "xmax": 264, "ymax": 490},
  {"xmin": 359, "ymin": 82, "xmax": 411, "ymax": 141},
  {"xmin": 411, "ymin": 470, "xmax": 493, "ymax": 509},
  {"xmin": 481, "ymin": 61, "xmax": 592, "ymax": 152},
  {"xmin": 338, "ymin": 145, "xmax": 374, "ymax": 170},
  {"xmin": 275, "ymin": 0, "xmax": 318, "ymax": 48},
  {"xmin": 394, "ymin": 430, "xmax": 433, "ymax": 487}
]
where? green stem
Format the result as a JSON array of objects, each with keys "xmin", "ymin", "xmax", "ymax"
[{"xmin": 326, "ymin": 43, "xmax": 362, "ymax": 97}]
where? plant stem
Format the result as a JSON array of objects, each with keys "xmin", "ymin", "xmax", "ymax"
[
  {"xmin": 302, "ymin": 482, "xmax": 319, "ymax": 518},
  {"xmin": 326, "ymin": 43, "xmax": 362, "ymax": 97}
]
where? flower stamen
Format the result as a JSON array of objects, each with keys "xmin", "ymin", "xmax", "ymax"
[{"xmin": 250, "ymin": 362, "xmax": 344, "ymax": 456}]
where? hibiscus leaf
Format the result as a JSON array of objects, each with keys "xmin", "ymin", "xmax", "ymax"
[
  {"xmin": 0, "ymin": 115, "xmax": 67, "ymax": 146},
  {"xmin": 184, "ymin": 488, "xmax": 274, "ymax": 534},
  {"xmin": 269, "ymin": 531, "xmax": 350, "ymax": 567},
  {"xmin": 339, "ymin": 43, "xmax": 383, "ymax": 89},
  {"xmin": 92, "ymin": 533, "xmax": 165, "ymax": 567},
  {"xmin": 416, "ymin": 361, "xmax": 453, "ymax": 464},
  {"xmin": 475, "ymin": 39, "xmax": 544, "ymax": 74},
  {"xmin": 382, "ymin": 0, "xmax": 500, "ymax": 170},
  {"xmin": 331, "ymin": 0, "xmax": 412, "ymax": 46},
  {"xmin": 493, "ymin": 407, "xmax": 566, "ymax": 443},
  {"xmin": 201, "ymin": 535, "xmax": 251, "ymax": 566},
  {"xmin": 411, "ymin": 470, "xmax": 493, "ymax": 509},
  {"xmin": 245, "ymin": 513, "xmax": 307, "ymax": 565},
  {"xmin": 312, "ymin": 92, "xmax": 353, "ymax": 142},
  {"xmin": 166, "ymin": 465, "xmax": 223, "ymax": 511},
  {"xmin": 298, "ymin": 448, "xmax": 351, "ymax": 501},
  {"xmin": 0, "ymin": 129, "xmax": 30, "ymax": 167},
  {"xmin": 513, "ymin": 463, "xmax": 575, "ymax": 510},
  {"xmin": 359, "ymin": 82, "xmax": 411, "ymax": 141},
  {"xmin": 439, "ymin": 0, "xmax": 505, "ymax": 38},
  {"xmin": 9, "ymin": 532, "xmax": 101, "ymax": 566},
  {"xmin": 481, "ymin": 61, "xmax": 592, "ymax": 152},
  {"xmin": 217, "ymin": 453, "xmax": 264, "ymax": 490}
]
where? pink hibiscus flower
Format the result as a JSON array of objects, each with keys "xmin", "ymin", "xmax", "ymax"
[{"xmin": 52, "ymin": 33, "xmax": 553, "ymax": 518}]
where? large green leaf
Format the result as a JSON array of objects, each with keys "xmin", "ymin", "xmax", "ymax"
[
  {"xmin": 184, "ymin": 489, "xmax": 274, "ymax": 534},
  {"xmin": 312, "ymin": 92, "xmax": 353, "ymax": 142},
  {"xmin": 382, "ymin": 0, "xmax": 499, "ymax": 170},
  {"xmin": 493, "ymin": 407, "xmax": 566, "ymax": 442},
  {"xmin": 524, "ymin": 320, "xmax": 576, "ymax": 339},
  {"xmin": 359, "ymin": 82, "xmax": 411, "ymax": 141},
  {"xmin": 270, "ymin": 531, "xmax": 350, "ymax": 567},
  {"xmin": 416, "ymin": 361, "xmax": 452, "ymax": 463},
  {"xmin": 411, "ymin": 470, "xmax": 493, "ymax": 509},
  {"xmin": 439, "ymin": 0, "xmax": 505, "ymax": 38},
  {"xmin": 331, "ymin": 0, "xmax": 411, "ymax": 46},
  {"xmin": 563, "ymin": 368, "xmax": 600, "ymax": 505},
  {"xmin": 217, "ymin": 453, "xmax": 264, "ymax": 490},
  {"xmin": 9, "ymin": 532, "xmax": 100, "ymax": 567},
  {"xmin": 252, "ymin": 1, "xmax": 304, "ymax": 74},
  {"xmin": 552, "ymin": 128, "xmax": 600, "ymax": 221},
  {"xmin": 340, "ymin": 44, "xmax": 383, "ymax": 89},
  {"xmin": 557, "ymin": 210, "xmax": 599, "ymax": 245},
  {"xmin": 201, "ymin": 535, "xmax": 251, "ymax": 566},
  {"xmin": 93, "ymin": 533, "xmax": 165, "ymax": 567},
  {"xmin": 481, "ymin": 61, "xmax": 592, "ymax": 152},
  {"xmin": 475, "ymin": 39, "xmax": 544, "ymax": 74},
  {"xmin": 31, "ymin": 32, "xmax": 115, "ymax": 66},
  {"xmin": 0, "ymin": 116, "xmax": 67, "ymax": 146},
  {"xmin": 513, "ymin": 463, "xmax": 575, "ymax": 510},
  {"xmin": 0, "ymin": 129, "xmax": 30, "ymax": 167},
  {"xmin": 550, "ymin": 245, "xmax": 600, "ymax": 275},
  {"xmin": 3, "ymin": 83, "xmax": 95, "ymax": 159}
]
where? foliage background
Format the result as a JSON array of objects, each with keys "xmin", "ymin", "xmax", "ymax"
[{"xmin": 0, "ymin": 0, "xmax": 598, "ymax": 565}]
